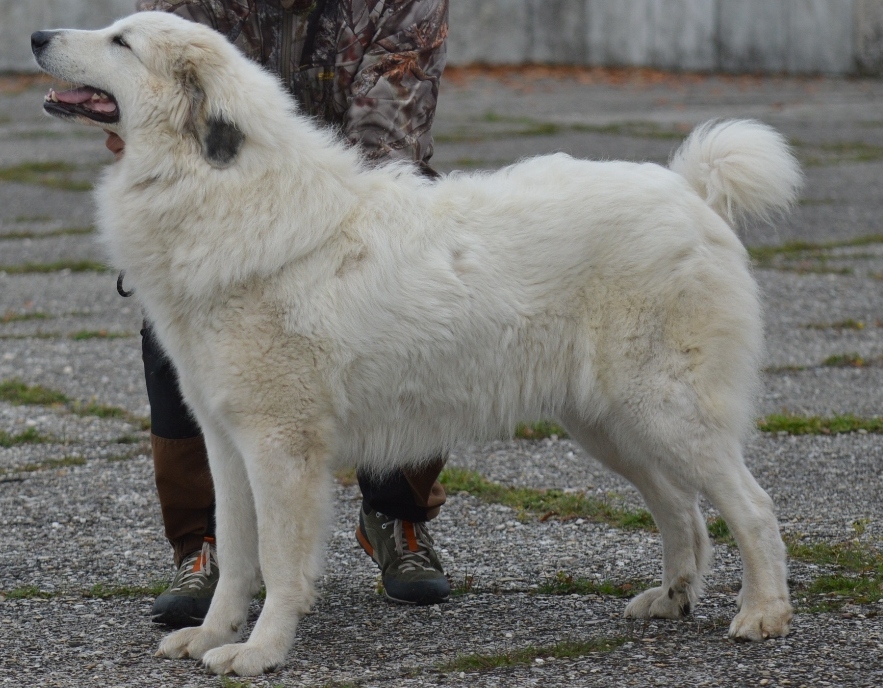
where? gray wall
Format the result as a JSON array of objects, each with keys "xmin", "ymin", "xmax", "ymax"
[
  {"xmin": 1, "ymin": 0, "xmax": 134, "ymax": 72},
  {"xmin": 3, "ymin": 0, "xmax": 883, "ymax": 75},
  {"xmin": 856, "ymin": 0, "xmax": 883, "ymax": 72},
  {"xmin": 449, "ymin": 0, "xmax": 882, "ymax": 74}
]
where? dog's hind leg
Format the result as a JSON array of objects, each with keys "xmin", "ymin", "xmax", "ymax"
[
  {"xmin": 592, "ymin": 422, "xmax": 790, "ymax": 639},
  {"xmin": 620, "ymin": 473, "xmax": 710, "ymax": 621},
  {"xmin": 693, "ymin": 442, "xmax": 792, "ymax": 640},
  {"xmin": 200, "ymin": 431, "xmax": 334, "ymax": 676},
  {"xmin": 564, "ymin": 420, "xmax": 711, "ymax": 621},
  {"xmin": 157, "ymin": 423, "xmax": 261, "ymax": 661}
]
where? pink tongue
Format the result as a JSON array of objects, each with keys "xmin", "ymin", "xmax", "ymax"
[
  {"xmin": 89, "ymin": 100, "xmax": 117, "ymax": 114},
  {"xmin": 52, "ymin": 87, "xmax": 117, "ymax": 114},
  {"xmin": 55, "ymin": 87, "xmax": 97, "ymax": 104}
]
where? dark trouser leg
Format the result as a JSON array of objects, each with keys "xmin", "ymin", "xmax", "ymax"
[
  {"xmin": 357, "ymin": 456, "xmax": 447, "ymax": 523},
  {"xmin": 142, "ymin": 321, "xmax": 215, "ymax": 566}
]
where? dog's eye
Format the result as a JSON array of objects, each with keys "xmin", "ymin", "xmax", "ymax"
[{"xmin": 112, "ymin": 35, "xmax": 129, "ymax": 49}]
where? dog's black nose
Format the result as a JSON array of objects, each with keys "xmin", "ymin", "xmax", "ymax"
[{"xmin": 31, "ymin": 31, "xmax": 57, "ymax": 55}]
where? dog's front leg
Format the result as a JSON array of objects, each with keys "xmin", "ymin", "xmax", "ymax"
[
  {"xmin": 157, "ymin": 424, "xmax": 261, "ymax": 662},
  {"xmin": 200, "ymin": 435, "xmax": 334, "ymax": 676}
]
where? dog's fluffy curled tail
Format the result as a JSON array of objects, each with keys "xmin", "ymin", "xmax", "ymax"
[{"xmin": 669, "ymin": 119, "xmax": 803, "ymax": 225}]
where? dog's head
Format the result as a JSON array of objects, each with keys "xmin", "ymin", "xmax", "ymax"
[{"xmin": 31, "ymin": 12, "xmax": 250, "ymax": 168}]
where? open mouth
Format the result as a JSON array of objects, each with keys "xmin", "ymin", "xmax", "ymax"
[{"xmin": 43, "ymin": 86, "xmax": 119, "ymax": 124}]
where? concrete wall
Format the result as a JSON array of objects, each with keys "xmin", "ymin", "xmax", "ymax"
[
  {"xmin": 447, "ymin": 0, "xmax": 883, "ymax": 75},
  {"xmin": 2, "ymin": 0, "xmax": 882, "ymax": 75},
  {"xmin": 0, "ymin": 0, "xmax": 134, "ymax": 72},
  {"xmin": 856, "ymin": 0, "xmax": 883, "ymax": 73},
  {"xmin": 716, "ymin": 0, "xmax": 854, "ymax": 73}
]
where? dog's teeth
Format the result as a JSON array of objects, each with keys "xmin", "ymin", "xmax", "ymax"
[
  {"xmin": 91, "ymin": 93, "xmax": 100, "ymax": 101},
  {"xmin": 50, "ymin": 91, "xmax": 59, "ymax": 102}
]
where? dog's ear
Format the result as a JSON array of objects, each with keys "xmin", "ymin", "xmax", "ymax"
[
  {"xmin": 203, "ymin": 116, "xmax": 245, "ymax": 167},
  {"xmin": 177, "ymin": 54, "xmax": 244, "ymax": 168}
]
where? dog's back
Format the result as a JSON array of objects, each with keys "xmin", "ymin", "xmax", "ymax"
[{"xmin": 326, "ymin": 122, "xmax": 800, "ymax": 471}]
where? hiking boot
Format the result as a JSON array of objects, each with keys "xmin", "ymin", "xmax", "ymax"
[
  {"xmin": 151, "ymin": 537, "xmax": 218, "ymax": 627},
  {"xmin": 356, "ymin": 507, "xmax": 450, "ymax": 605}
]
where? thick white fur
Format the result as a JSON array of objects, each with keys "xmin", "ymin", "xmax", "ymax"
[{"xmin": 36, "ymin": 12, "xmax": 802, "ymax": 676}]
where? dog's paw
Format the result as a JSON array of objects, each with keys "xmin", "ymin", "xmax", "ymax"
[
  {"xmin": 156, "ymin": 625, "xmax": 238, "ymax": 661},
  {"xmin": 624, "ymin": 582, "xmax": 695, "ymax": 620},
  {"xmin": 728, "ymin": 599, "xmax": 793, "ymax": 641},
  {"xmin": 201, "ymin": 642, "xmax": 285, "ymax": 676}
]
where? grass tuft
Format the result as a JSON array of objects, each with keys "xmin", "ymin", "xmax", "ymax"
[
  {"xmin": 748, "ymin": 234, "xmax": 883, "ymax": 267},
  {"xmin": 0, "ymin": 259, "xmax": 108, "ymax": 274},
  {"xmin": 0, "ymin": 379, "xmax": 69, "ymax": 406},
  {"xmin": 0, "ymin": 226, "xmax": 95, "ymax": 241},
  {"xmin": 706, "ymin": 516, "xmax": 734, "ymax": 544},
  {"xmin": 440, "ymin": 467, "xmax": 655, "ymax": 529},
  {"xmin": 786, "ymin": 536, "xmax": 883, "ymax": 609},
  {"xmin": 1, "ymin": 311, "xmax": 50, "ymax": 323},
  {"xmin": 113, "ymin": 434, "xmax": 143, "ymax": 445},
  {"xmin": 3, "ymin": 585, "xmax": 53, "ymax": 600},
  {"xmin": 0, "ymin": 379, "xmax": 148, "ymax": 429},
  {"xmin": 220, "ymin": 678, "xmax": 258, "ymax": 688},
  {"xmin": 438, "ymin": 637, "xmax": 628, "ymax": 673},
  {"xmin": 69, "ymin": 330, "xmax": 134, "ymax": 341},
  {"xmin": 758, "ymin": 413, "xmax": 883, "ymax": 435},
  {"xmin": 0, "ymin": 427, "xmax": 54, "ymax": 448},
  {"xmin": 1, "ymin": 581, "xmax": 169, "ymax": 601},
  {"xmin": 0, "ymin": 161, "xmax": 92, "ymax": 191},
  {"xmin": 805, "ymin": 319, "xmax": 865, "ymax": 331},
  {"xmin": 787, "ymin": 537, "xmax": 881, "ymax": 572},
  {"xmin": 822, "ymin": 353, "xmax": 865, "ymax": 368},
  {"xmin": 537, "ymin": 571, "xmax": 649, "ymax": 597},
  {"xmin": 450, "ymin": 571, "xmax": 476, "ymax": 596},
  {"xmin": 32, "ymin": 456, "xmax": 86, "ymax": 470}
]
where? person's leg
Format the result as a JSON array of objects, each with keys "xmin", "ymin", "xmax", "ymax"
[
  {"xmin": 357, "ymin": 458, "xmax": 447, "ymax": 523},
  {"xmin": 356, "ymin": 457, "xmax": 450, "ymax": 604},
  {"xmin": 150, "ymin": 434, "xmax": 214, "ymax": 566},
  {"xmin": 142, "ymin": 321, "xmax": 219, "ymax": 626}
]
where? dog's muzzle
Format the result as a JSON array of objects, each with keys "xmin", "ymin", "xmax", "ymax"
[{"xmin": 31, "ymin": 30, "xmax": 121, "ymax": 126}]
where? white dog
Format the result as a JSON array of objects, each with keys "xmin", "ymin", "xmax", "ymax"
[{"xmin": 33, "ymin": 12, "xmax": 802, "ymax": 675}]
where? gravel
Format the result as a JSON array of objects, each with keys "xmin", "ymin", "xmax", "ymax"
[{"xmin": 3, "ymin": 69, "xmax": 883, "ymax": 686}]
